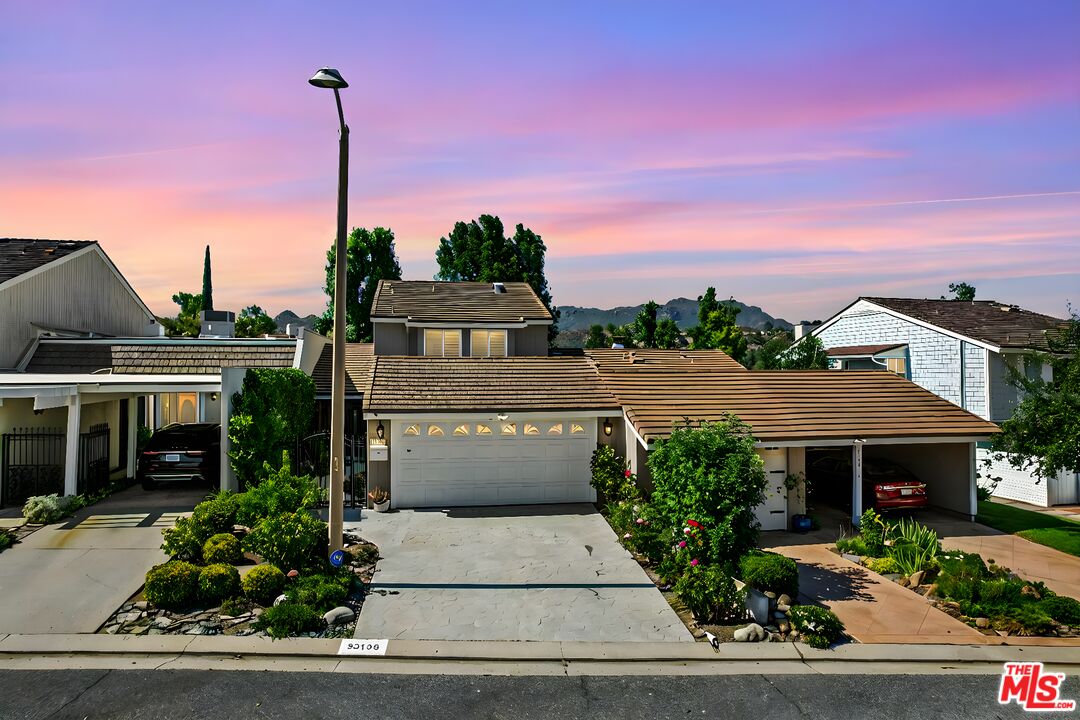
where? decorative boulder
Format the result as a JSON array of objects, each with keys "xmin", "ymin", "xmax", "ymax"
[
  {"xmin": 733, "ymin": 623, "xmax": 766, "ymax": 642},
  {"xmin": 323, "ymin": 606, "xmax": 356, "ymax": 626}
]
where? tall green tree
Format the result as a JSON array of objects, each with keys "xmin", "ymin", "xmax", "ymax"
[
  {"xmin": 584, "ymin": 324, "xmax": 607, "ymax": 349},
  {"xmin": 772, "ymin": 335, "xmax": 829, "ymax": 370},
  {"xmin": 992, "ymin": 311, "xmax": 1079, "ymax": 482},
  {"xmin": 159, "ymin": 291, "xmax": 203, "ymax": 337},
  {"xmin": 435, "ymin": 215, "xmax": 559, "ymax": 342},
  {"xmin": 201, "ymin": 245, "xmax": 214, "ymax": 313},
  {"xmin": 314, "ymin": 227, "xmax": 402, "ymax": 342},
  {"xmin": 688, "ymin": 288, "xmax": 747, "ymax": 362},
  {"xmin": 943, "ymin": 282, "xmax": 976, "ymax": 301},
  {"xmin": 235, "ymin": 305, "xmax": 278, "ymax": 337},
  {"xmin": 633, "ymin": 301, "xmax": 660, "ymax": 348},
  {"xmin": 654, "ymin": 319, "xmax": 681, "ymax": 349}
]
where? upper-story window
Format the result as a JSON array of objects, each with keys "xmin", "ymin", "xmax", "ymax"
[
  {"xmin": 471, "ymin": 329, "xmax": 507, "ymax": 357},
  {"xmin": 424, "ymin": 329, "xmax": 461, "ymax": 357}
]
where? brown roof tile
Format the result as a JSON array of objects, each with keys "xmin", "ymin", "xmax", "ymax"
[
  {"xmin": 25, "ymin": 339, "xmax": 296, "ymax": 374},
  {"xmin": 585, "ymin": 348, "xmax": 746, "ymax": 373},
  {"xmin": 311, "ymin": 343, "xmax": 375, "ymax": 396},
  {"xmin": 364, "ymin": 356, "xmax": 618, "ymax": 413},
  {"xmin": 861, "ymin": 297, "xmax": 1068, "ymax": 350},
  {"xmin": 370, "ymin": 280, "xmax": 552, "ymax": 323}
]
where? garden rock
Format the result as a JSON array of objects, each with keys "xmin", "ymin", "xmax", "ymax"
[
  {"xmin": 975, "ymin": 617, "xmax": 990, "ymax": 629},
  {"xmin": 733, "ymin": 623, "xmax": 766, "ymax": 642},
  {"xmin": 777, "ymin": 594, "xmax": 792, "ymax": 608},
  {"xmin": 908, "ymin": 571, "xmax": 924, "ymax": 587},
  {"xmin": 841, "ymin": 553, "xmax": 862, "ymax": 564},
  {"xmin": 323, "ymin": 606, "xmax": 356, "ymax": 626}
]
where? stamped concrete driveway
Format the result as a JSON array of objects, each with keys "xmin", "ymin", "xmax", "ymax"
[
  {"xmin": 349, "ymin": 505, "xmax": 692, "ymax": 643},
  {"xmin": 0, "ymin": 484, "xmax": 205, "ymax": 634}
]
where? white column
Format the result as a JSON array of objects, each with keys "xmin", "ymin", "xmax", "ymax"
[
  {"xmin": 968, "ymin": 442, "xmax": 978, "ymax": 520},
  {"xmin": 852, "ymin": 441, "xmax": 864, "ymax": 526},
  {"xmin": 64, "ymin": 393, "xmax": 81, "ymax": 496},
  {"xmin": 126, "ymin": 395, "xmax": 138, "ymax": 478}
]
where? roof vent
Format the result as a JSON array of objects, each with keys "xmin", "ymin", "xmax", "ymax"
[{"xmin": 493, "ymin": 282, "xmax": 506, "ymax": 294}]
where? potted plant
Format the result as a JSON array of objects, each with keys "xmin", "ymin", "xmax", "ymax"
[{"xmin": 368, "ymin": 487, "xmax": 390, "ymax": 513}]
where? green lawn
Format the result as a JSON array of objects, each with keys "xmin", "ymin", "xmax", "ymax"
[{"xmin": 976, "ymin": 500, "xmax": 1080, "ymax": 558}]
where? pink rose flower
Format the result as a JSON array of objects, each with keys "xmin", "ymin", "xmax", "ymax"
[
  {"xmin": 635, "ymin": 518, "xmax": 645, "ymax": 525},
  {"xmin": 624, "ymin": 469, "xmax": 632, "ymax": 478},
  {"xmin": 623, "ymin": 532, "xmax": 632, "ymax": 539},
  {"xmin": 683, "ymin": 527, "xmax": 692, "ymax": 535},
  {"xmin": 690, "ymin": 559, "xmax": 699, "ymax": 566},
  {"xmin": 678, "ymin": 541, "xmax": 687, "ymax": 548}
]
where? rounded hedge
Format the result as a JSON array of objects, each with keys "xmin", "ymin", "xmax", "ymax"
[
  {"xmin": 199, "ymin": 563, "xmax": 241, "ymax": 605},
  {"xmin": 242, "ymin": 564, "xmax": 286, "ymax": 606},
  {"xmin": 203, "ymin": 533, "xmax": 242, "ymax": 565},
  {"xmin": 144, "ymin": 561, "xmax": 201, "ymax": 610},
  {"xmin": 790, "ymin": 605, "xmax": 845, "ymax": 649},
  {"xmin": 1040, "ymin": 595, "xmax": 1080, "ymax": 626},
  {"xmin": 739, "ymin": 551, "xmax": 799, "ymax": 598}
]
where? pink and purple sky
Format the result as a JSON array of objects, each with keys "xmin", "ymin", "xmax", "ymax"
[{"xmin": 2, "ymin": 1, "xmax": 1078, "ymax": 322}]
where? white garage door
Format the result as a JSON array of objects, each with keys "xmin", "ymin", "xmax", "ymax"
[{"xmin": 391, "ymin": 419, "xmax": 598, "ymax": 508}]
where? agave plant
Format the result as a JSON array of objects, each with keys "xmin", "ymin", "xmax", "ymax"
[{"xmin": 888, "ymin": 518, "xmax": 940, "ymax": 576}]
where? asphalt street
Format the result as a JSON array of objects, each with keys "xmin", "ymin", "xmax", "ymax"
[{"xmin": 2, "ymin": 669, "xmax": 1074, "ymax": 720}]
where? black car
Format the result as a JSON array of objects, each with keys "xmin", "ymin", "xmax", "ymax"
[{"xmin": 138, "ymin": 423, "xmax": 220, "ymax": 490}]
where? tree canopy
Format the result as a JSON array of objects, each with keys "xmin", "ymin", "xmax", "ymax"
[
  {"xmin": 235, "ymin": 305, "xmax": 277, "ymax": 337},
  {"xmin": 633, "ymin": 301, "xmax": 660, "ymax": 348},
  {"xmin": 654, "ymin": 319, "xmax": 682, "ymax": 349},
  {"xmin": 314, "ymin": 227, "xmax": 402, "ymax": 342},
  {"xmin": 201, "ymin": 246, "xmax": 214, "ymax": 313},
  {"xmin": 991, "ymin": 311, "xmax": 1080, "ymax": 482},
  {"xmin": 159, "ymin": 291, "xmax": 203, "ymax": 337},
  {"xmin": 435, "ymin": 215, "xmax": 558, "ymax": 342},
  {"xmin": 943, "ymin": 282, "xmax": 976, "ymax": 301},
  {"xmin": 688, "ymin": 287, "xmax": 747, "ymax": 362},
  {"xmin": 584, "ymin": 324, "xmax": 607, "ymax": 349}
]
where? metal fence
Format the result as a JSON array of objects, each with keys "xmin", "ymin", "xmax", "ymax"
[
  {"xmin": 77, "ymin": 423, "xmax": 111, "ymax": 497},
  {"xmin": 295, "ymin": 432, "xmax": 366, "ymax": 508},
  {"xmin": 1, "ymin": 427, "xmax": 65, "ymax": 508}
]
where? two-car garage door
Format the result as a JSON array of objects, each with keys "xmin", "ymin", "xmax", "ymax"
[{"xmin": 390, "ymin": 418, "xmax": 597, "ymax": 508}]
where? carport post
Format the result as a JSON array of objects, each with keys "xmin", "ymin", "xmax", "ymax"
[
  {"xmin": 852, "ymin": 440, "xmax": 864, "ymax": 526},
  {"xmin": 126, "ymin": 395, "xmax": 138, "ymax": 479},
  {"xmin": 64, "ymin": 393, "xmax": 81, "ymax": 496}
]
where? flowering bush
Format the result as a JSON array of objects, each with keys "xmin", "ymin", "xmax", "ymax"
[
  {"xmin": 612, "ymin": 502, "xmax": 668, "ymax": 564},
  {"xmin": 589, "ymin": 445, "xmax": 638, "ymax": 501},
  {"xmin": 22, "ymin": 494, "xmax": 84, "ymax": 524},
  {"xmin": 673, "ymin": 563, "xmax": 745, "ymax": 623},
  {"xmin": 789, "ymin": 605, "xmax": 845, "ymax": 648}
]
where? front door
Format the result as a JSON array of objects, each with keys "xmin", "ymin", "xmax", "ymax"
[{"xmin": 755, "ymin": 448, "xmax": 788, "ymax": 531}]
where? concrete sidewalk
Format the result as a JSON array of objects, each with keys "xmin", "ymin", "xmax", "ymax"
[{"xmin": 0, "ymin": 485, "xmax": 205, "ymax": 634}]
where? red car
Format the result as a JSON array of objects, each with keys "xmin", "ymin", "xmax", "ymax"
[{"xmin": 808, "ymin": 453, "xmax": 928, "ymax": 512}]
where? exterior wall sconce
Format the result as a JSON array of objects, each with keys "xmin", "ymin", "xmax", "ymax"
[
  {"xmin": 210, "ymin": 392, "xmax": 219, "ymax": 402},
  {"xmin": 603, "ymin": 419, "xmax": 613, "ymax": 436},
  {"xmin": 376, "ymin": 422, "xmax": 385, "ymax": 440}
]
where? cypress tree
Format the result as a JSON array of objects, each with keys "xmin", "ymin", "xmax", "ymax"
[{"xmin": 201, "ymin": 245, "xmax": 213, "ymax": 313}]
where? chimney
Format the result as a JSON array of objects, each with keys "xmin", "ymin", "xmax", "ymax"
[
  {"xmin": 493, "ymin": 282, "xmax": 507, "ymax": 294},
  {"xmin": 793, "ymin": 322, "xmax": 810, "ymax": 340}
]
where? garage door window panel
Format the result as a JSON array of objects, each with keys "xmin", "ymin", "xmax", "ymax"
[
  {"xmin": 524, "ymin": 423, "xmax": 540, "ymax": 435},
  {"xmin": 427, "ymin": 424, "xmax": 445, "ymax": 436},
  {"xmin": 501, "ymin": 423, "xmax": 517, "ymax": 435}
]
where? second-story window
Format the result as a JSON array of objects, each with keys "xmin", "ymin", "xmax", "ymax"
[
  {"xmin": 471, "ymin": 329, "xmax": 507, "ymax": 357},
  {"xmin": 424, "ymin": 329, "xmax": 461, "ymax": 357}
]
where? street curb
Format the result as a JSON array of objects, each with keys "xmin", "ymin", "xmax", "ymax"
[{"xmin": 0, "ymin": 634, "xmax": 1077, "ymax": 667}]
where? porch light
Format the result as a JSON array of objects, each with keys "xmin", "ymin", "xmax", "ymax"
[
  {"xmin": 376, "ymin": 422, "xmax": 385, "ymax": 440},
  {"xmin": 210, "ymin": 392, "xmax": 218, "ymax": 402},
  {"xmin": 603, "ymin": 418, "xmax": 613, "ymax": 436}
]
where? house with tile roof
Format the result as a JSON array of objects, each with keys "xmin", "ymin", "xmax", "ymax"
[{"xmin": 811, "ymin": 296, "xmax": 1077, "ymax": 507}]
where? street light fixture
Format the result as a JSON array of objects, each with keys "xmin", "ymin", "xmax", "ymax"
[{"xmin": 309, "ymin": 66, "xmax": 350, "ymax": 554}]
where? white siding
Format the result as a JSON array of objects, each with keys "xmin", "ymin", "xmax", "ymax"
[
  {"xmin": 978, "ymin": 447, "xmax": 1049, "ymax": 506},
  {"xmin": 962, "ymin": 341, "xmax": 987, "ymax": 418},
  {"xmin": 0, "ymin": 249, "xmax": 157, "ymax": 368}
]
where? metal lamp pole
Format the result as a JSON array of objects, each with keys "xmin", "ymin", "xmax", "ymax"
[{"xmin": 309, "ymin": 67, "xmax": 349, "ymax": 553}]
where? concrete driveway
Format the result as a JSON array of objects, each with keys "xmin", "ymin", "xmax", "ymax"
[
  {"xmin": 0, "ymin": 484, "xmax": 206, "ymax": 633},
  {"xmin": 349, "ymin": 505, "xmax": 692, "ymax": 643}
]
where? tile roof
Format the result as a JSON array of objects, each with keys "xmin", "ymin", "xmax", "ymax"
[
  {"xmin": 0, "ymin": 239, "xmax": 96, "ymax": 284},
  {"xmin": 370, "ymin": 280, "xmax": 552, "ymax": 323},
  {"xmin": 585, "ymin": 348, "xmax": 746, "ymax": 373},
  {"xmin": 24, "ymin": 339, "xmax": 296, "ymax": 374},
  {"xmin": 592, "ymin": 364, "xmax": 999, "ymax": 444},
  {"xmin": 825, "ymin": 343, "xmax": 906, "ymax": 357},
  {"xmin": 861, "ymin": 297, "xmax": 1068, "ymax": 350},
  {"xmin": 311, "ymin": 343, "xmax": 375, "ymax": 396},
  {"xmin": 363, "ymin": 356, "xmax": 618, "ymax": 413}
]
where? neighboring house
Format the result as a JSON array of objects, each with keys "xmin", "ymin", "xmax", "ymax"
[
  {"xmin": 311, "ymin": 281, "xmax": 998, "ymax": 526},
  {"xmin": 811, "ymin": 297, "xmax": 1077, "ymax": 507}
]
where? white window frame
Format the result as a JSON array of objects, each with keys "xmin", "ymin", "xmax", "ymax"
[
  {"xmin": 470, "ymin": 328, "xmax": 507, "ymax": 357},
  {"xmin": 423, "ymin": 329, "xmax": 462, "ymax": 357}
]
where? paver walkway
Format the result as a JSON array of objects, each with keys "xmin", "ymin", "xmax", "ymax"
[
  {"xmin": 760, "ymin": 532, "xmax": 997, "ymax": 645},
  {"xmin": 349, "ymin": 505, "xmax": 692, "ymax": 643},
  {"xmin": 0, "ymin": 484, "xmax": 205, "ymax": 633}
]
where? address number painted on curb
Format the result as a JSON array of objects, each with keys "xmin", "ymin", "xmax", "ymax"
[{"xmin": 338, "ymin": 639, "xmax": 388, "ymax": 656}]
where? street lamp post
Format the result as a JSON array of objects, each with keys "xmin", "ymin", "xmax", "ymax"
[{"xmin": 309, "ymin": 67, "xmax": 350, "ymax": 553}]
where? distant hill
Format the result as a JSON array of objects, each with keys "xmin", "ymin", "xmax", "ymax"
[
  {"xmin": 274, "ymin": 310, "xmax": 319, "ymax": 334},
  {"xmin": 555, "ymin": 297, "xmax": 792, "ymax": 347}
]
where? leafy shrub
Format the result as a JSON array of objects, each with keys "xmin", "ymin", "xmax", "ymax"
[
  {"xmin": 236, "ymin": 453, "xmax": 323, "ymax": 526},
  {"xmin": 977, "ymin": 578, "xmax": 1028, "ymax": 612},
  {"xmin": 220, "ymin": 597, "xmax": 252, "ymax": 616},
  {"xmin": 589, "ymin": 445, "xmax": 637, "ymax": 502},
  {"xmin": 228, "ymin": 368, "xmax": 315, "ymax": 489},
  {"xmin": 193, "ymin": 491, "xmax": 240, "ymax": 533},
  {"xmin": 673, "ymin": 563, "xmax": 746, "ymax": 623},
  {"xmin": 242, "ymin": 564, "xmax": 287, "ymax": 605},
  {"xmin": 161, "ymin": 517, "xmax": 205, "ymax": 561},
  {"xmin": 199, "ymin": 563, "xmax": 241, "ymax": 605},
  {"xmin": 162, "ymin": 492, "xmax": 239, "ymax": 561},
  {"xmin": 243, "ymin": 511, "xmax": 327, "ymax": 572},
  {"xmin": 789, "ymin": 605, "xmax": 846, "ymax": 649},
  {"xmin": 622, "ymin": 503, "xmax": 670, "ymax": 565},
  {"xmin": 934, "ymin": 552, "xmax": 988, "ymax": 602},
  {"xmin": 887, "ymin": 518, "xmax": 941, "ymax": 576},
  {"xmin": 648, "ymin": 416, "xmax": 766, "ymax": 566},
  {"xmin": 864, "ymin": 556, "xmax": 901, "ymax": 575},
  {"xmin": 254, "ymin": 602, "xmax": 323, "ymax": 639},
  {"xmin": 203, "ymin": 533, "xmax": 242, "ymax": 565},
  {"xmin": 739, "ymin": 551, "xmax": 799, "ymax": 598},
  {"xmin": 857, "ymin": 508, "xmax": 888, "ymax": 557},
  {"xmin": 144, "ymin": 561, "xmax": 201, "ymax": 610},
  {"xmin": 994, "ymin": 606, "xmax": 1056, "ymax": 636},
  {"xmin": 1039, "ymin": 596, "xmax": 1080, "ymax": 625},
  {"xmin": 288, "ymin": 572, "xmax": 352, "ymax": 612},
  {"xmin": 22, "ymin": 494, "xmax": 83, "ymax": 524},
  {"xmin": 835, "ymin": 536, "xmax": 869, "ymax": 557},
  {"xmin": 0, "ymin": 529, "xmax": 13, "ymax": 553}
]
